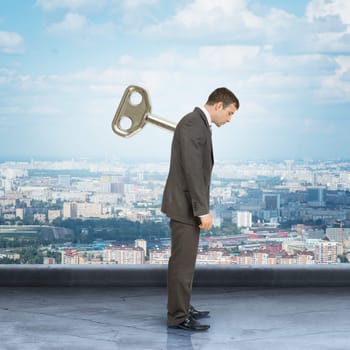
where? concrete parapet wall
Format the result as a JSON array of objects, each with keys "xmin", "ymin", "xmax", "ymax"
[{"xmin": 1, "ymin": 264, "xmax": 350, "ymax": 287}]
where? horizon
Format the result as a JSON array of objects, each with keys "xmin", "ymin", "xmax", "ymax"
[{"xmin": 2, "ymin": 155, "xmax": 350, "ymax": 165}]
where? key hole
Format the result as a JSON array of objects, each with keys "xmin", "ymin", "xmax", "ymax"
[
  {"xmin": 129, "ymin": 91, "xmax": 143, "ymax": 106},
  {"xmin": 119, "ymin": 116, "xmax": 133, "ymax": 131}
]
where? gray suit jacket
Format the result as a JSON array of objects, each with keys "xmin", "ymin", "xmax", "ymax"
[{"xmin": 161, "ymin": 107, "xmax": 214, "ymax": 225}]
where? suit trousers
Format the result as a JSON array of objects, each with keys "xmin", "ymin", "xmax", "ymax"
[{"xmin": 167, "ymin": 219, "xmax": 200, "ymax": 327}]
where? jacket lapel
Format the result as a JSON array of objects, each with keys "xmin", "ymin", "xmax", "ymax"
[{"xmin": 194, "ymin": 107, "xmax": 214, "ymax": 165}]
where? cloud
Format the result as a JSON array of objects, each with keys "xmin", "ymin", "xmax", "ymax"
[
  {"xmin": 1, "ymin": 39, "xmax": 346, "ymax": 122},
  {"xmin": 122, "ymin": 0, "xmax": 157, "ymax": 10},
  {"xmin": 306, "ymin": 0, "xmax": 350, "ymax": 25},
  {"xmin": 140, "ymin": 0, "xmax": 350, "ymax": 57},
  {"xmin": 308, "ymin": 32, "xmax": 350, "ymax": 53},
  {"xmin": 316, "ymin": 56, "xmax": 350, "ymax": 101},
  {"xmin": 0, "ymin": 105, "xmax": 61, "ymax": 117},
  {"xmin": 37, "ymin": 0, "xmax": 158, "ymax": 33},
  {"xmin": 0, "ymin": 68, "xmax": 16, "ymax": 84},
  {"xmin": 114, "ymin": 46, "xmax": 343, "ymax": 104},
  {"xmin": 144, "ymin": 0, "xmax": 260, "ymax": 39},
  {"xmin": 37, "ymin": 0, "xmax": 117, "ymax": 38},
  {"xmin": 305, "ymin": 0, "xmax": 350, "ymax": 53},
  {"xmin": 48, "ymin": 12, "xmax": 88, "ymax": 34},
  {"xmin": 28, "ymin": 105, "xmax": 62, "ymax": 115},
  {"xmin": 35, "ymin": 0, "xmax": 108, "ymax": 12},
  {"xmin": 11, "ymin": 46, "xmax": 343, "ymax": 115},
  {"xmin": 47, "ymin": 12, "xmax": 116, "ymax": 37},
  {"xmin": 36, "ymin": 0, "xmax": 157, "ymax": 12},
  {"xmin": 172, "ymin": 0, "xmax": 247, "ymax": 28},
  {"xmin": 0, "ymin": 30, "xmax": 24, "ymax": 54},
  {"xmin": 198, "ymin": 46, "xmax": 261, "ymax": 68},
  {"xmin": 143, "ymin": 0, "xmax": 301, "ymax": 45}
]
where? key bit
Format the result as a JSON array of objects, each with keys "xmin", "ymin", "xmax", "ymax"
[{"xmin": 112, "ymin": 85, "xmax": 176, "ymax": 138}]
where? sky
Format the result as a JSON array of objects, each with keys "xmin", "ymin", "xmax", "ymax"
[{"xmin": 0, "ymin": 0, "xmax": 350, "ymax": 162}]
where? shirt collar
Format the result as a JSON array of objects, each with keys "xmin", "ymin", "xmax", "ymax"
[{"xmin": 200, "ymin": 106, "xmax": 212, "ymax": 128}]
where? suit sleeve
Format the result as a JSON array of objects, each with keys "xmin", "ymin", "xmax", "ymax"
[{"xmin": 179, "ymin": 119, "xmax": 210, "ymax": 217}]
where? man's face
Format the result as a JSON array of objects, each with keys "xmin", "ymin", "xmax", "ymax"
[{"xmin": 212, "ymin": 102, "xmax": 237, "ymax": 127}]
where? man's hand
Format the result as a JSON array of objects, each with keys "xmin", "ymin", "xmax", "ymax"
[{"xmin": 199, "ymin": 213, "xmax": 213, "ymax": 230}]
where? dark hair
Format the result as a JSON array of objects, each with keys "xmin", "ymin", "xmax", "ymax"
[{"xmin": 206, "ymin": 87, "xmax": 240, "ymax": 109}]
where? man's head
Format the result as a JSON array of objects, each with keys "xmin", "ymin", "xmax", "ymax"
[{"xmin": 205, "ymin": 87, "xmax": 239, "ymax": 127}]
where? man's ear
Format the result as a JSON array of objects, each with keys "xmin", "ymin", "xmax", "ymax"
[{"xmin": 215, "ymin": 102, "xmax": 223, "ymax": 110}]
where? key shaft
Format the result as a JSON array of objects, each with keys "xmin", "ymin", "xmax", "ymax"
[{"xmin": 146, "ymin": 113, "xmax": 176, "ymax": 132}]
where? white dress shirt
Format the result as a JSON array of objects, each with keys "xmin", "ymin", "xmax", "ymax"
[{"xmin": 200, "ymin": 106, "xmax": 212, "ymax": 130}]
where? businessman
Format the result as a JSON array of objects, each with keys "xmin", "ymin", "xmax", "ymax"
[{"xmin": 161, "ymin": 87, "xmax": 240, "ymax": 331}]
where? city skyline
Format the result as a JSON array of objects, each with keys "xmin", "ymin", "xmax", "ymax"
[
  {"xmin": 2, "ymin": 157, "xmax": 350, "ymax": 265},
  {"xmin": 1, "ymin": 0, "xmax": 350, "ymax": 161}
]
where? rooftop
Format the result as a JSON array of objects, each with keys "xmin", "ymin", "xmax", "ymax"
[{"xmin": 1, "ymin": 265, "xmax": 350, "ymax": 349}]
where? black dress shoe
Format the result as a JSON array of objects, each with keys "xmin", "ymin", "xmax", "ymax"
[
  {"xmin": 189, "ymin": 305, "xmax": 210, "ymax": 319},
  {"xmin": 170, "ymin": 315, "xmax": 210, "ymax": 331}
]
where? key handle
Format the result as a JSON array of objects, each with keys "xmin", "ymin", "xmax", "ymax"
[{"xmin": 112, "ymin": 85, "xmax": 152, "ymax": 138}]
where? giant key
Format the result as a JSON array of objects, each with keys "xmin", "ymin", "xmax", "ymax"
[{"xmin": 112, "ymin": 85, "xmax": 176, "ymax": 137}]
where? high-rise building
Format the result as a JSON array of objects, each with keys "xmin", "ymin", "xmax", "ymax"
[
  {"xmin": 296, "ymin": 224, "xmax": 304, "ymax": 238},
  {"xmin": 110, "ymin": 183, "xmax": 124, "ymax": 194},
  {"xmin": 76, "ymin": 202, "xmax": 102, "ymax": 218},
  {"xmin": 61, "ymin": 250, "xmax": 81, "ymax": 264},
  {"xmin": 104, "ymin": 246, "xmax": 145, "ymax": 264},
  {"xmin": 326, "ymin": 227, "xmax": 350, "ymax": 242},
  {"xmin": 236, "ymin": 211, "xmax": 252, "ymax": 228},
  {"xmin": 307, "ymin": 187, "xmax": 325, "ymax": 207},
  {"xmin": 221, "ymin": 208, "xmax": 234, "ymax": 225},
  {"xmin": 63, "ymin": 202, "xmax": 77, "ymax": 219},
  {"xmin": 34, "ymin": 213, "xmax": 46, "ymax": 223},
  {"xmin": 315, "ymin": 238, "xmax": 338, "ymax": 264},
  {"xmin": 15, "ymin": 208, "xmax": 25, "ymax": 220},
  {"xmin": 263, "ymin": 193, "xmax": 280, "ymax": 211},
  {"xmin": 135, "ymin": 239, "xmax": 147, "ymax": 255},
  {"xmin": 48, "ymin": 209, "xmax": 61, "ymax": 222},
  {"xmin": 149, "ymin": 248, "xmax": 170, "ymax": 264},
  {"xmin": 100, "ymin": 182, "xmax": 111, "ymax": 193},
  {"xmin": 4, "ymin": 179, "xmax": 13, "ymax": 192},
  {"xmin": 196, "ymin": 248, "xmax": 232, "ymax": 264},
  {"xmin": 262, "ymin": 193, "xmax": 280, "ymax": 221}
]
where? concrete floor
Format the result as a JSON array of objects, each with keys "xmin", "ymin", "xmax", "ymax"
[{"xmin": 1, "ymin": 286, "xmax": 350, "ymax": 350}]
